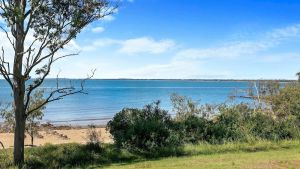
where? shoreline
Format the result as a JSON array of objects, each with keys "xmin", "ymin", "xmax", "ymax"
[{"xmin": 36, "ymin": 78, "xmax": 297, "ymax": 82}]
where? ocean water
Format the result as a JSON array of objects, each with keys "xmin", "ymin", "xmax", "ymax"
[{"xmin": 0, "ymin": 79, "xmax": 250, "ymax": 125}]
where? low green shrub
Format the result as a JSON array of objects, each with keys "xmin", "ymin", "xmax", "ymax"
[
  {"xmin": 175, "ymin": 115, "xmax": 209, "ymax": 144},
  {"xmin": 208, "ymin": 104, "xmax": 251, "ymax": 143},
  {"xmin": 107, "ymin": 101, "xmax": 183, "ymax": 156},
  {"xmin": 268, "ymin": 83, "xmax": 300, "ymax": 119},
  {"xmin": 22, "ymin": 143, "xmax": 140, "ymax": 169},
  {"xmin": 24, "ymin": 143, "xmax": 104, "ymax": 168}
]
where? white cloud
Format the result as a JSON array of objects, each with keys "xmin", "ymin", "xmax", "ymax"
[
  {"xmin": 2, "ymin": 23, "xmax": 300, "ymax": 79},
  {"xmin": 267, "ymin": 24, "xmax": 300, "ymax": 39},
  {"xmin": 257, "ymin": 53, "xmax": 300, "ymax": 63},
  {"xmin": 81, "ymin": 38, "xmax": 120, "ymax": 51},
  {"xmin": 102, "ymin": 15, "xmax": 115, "ymax": 21},
  {"xmin": 176, "ymin": 23, "xmax": 300, "ymax": 61},
  {"xmin": 176, "ymin": 41, "xmax": 271, "ymax": 60},
  {"xmin": 81, "ymin": 37, "xmax": 176, "ymax": 55},
  {"xmin": 91, "ymin": 26, "xmax": 105, "ymax": 33},
  {"xmin": 108, "ymin": 60, "xmax": 232, "ymax": 79},
  {"xmin": 96, "ymin": 23, "xmax": 300, "ymax": 79},
  {"xmin": 118, "ymin": 37, "xmax": 175, "ymax": 55},
  {"xmin": 64, "ymin": 23, "xmax": 300, "ymax": 79}
]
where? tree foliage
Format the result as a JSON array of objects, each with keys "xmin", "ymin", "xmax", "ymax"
[
  {"xmin": 0, "ymin": 90, "xmax": 45, "ymax": 146},
  {"xmin": 107, "ymin": 101, "xmax": 182, "ymax": 155}
]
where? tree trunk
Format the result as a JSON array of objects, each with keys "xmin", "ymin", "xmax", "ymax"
[
  {"xmin": 13, "ymin": 102, "xmax": 25, "ymax": 167},
  {"xmin": 13, "ymin": 44, "xmax": 26, "ymax": 166},
  {"xmin": 13, "ymin": 0, "xmax": 26, "ymax": 164}
]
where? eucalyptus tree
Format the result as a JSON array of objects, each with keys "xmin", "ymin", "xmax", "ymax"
[{"xmin": 0, "ymin": 0, "xmax": 117, "ymax": 166}]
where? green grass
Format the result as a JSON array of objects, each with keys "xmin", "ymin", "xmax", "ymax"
[
  {"xmin": 95, "ymin": 140, "xmax": 300, "ymax": 169},
  {"xmin": 1, "ymin": 140, "xmax": 300, "ymax": 169},
  {"xmin": 102, "ymin": 147, "xmax": 300, "ymax": 169}
]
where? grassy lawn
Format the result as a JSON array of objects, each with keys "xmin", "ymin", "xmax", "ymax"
[
  {"xmin": 1, "ymin": 140, "xmax": 300, "ymax": 168},
  {"xmin": 102, "ymin": 146, "xmax": 300, "ymax": 169},
  {"xmin": 97, "ymin": 143, "xmax": 300, "ymax": 169}
]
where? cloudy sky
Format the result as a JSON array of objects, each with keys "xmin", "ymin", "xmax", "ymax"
[{"xmin": 4, "ymin": 0, "xmax": 300, "ymax": 79}]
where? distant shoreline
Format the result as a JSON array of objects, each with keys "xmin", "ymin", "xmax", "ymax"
[
  {"xmin": 0, "ymin": 78, "xmax": 297, "ymax": 82},
  {"xmin": 27, "ymin": 78, "xmax": 297, "ymax": 82}
]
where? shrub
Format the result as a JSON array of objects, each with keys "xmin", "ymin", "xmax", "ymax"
[
  {"xmin": 249, "ymin": 111, "xmax": 300, "ymax": 140},
  {"xmin": 171, "ymin": 92, "xmax": 300, "ymax": 143},
  {"xmin": 171, "ymin": 94, "xmax": 217, "ymax": 144},
  {"xmin": 175, "ymin": 115, "xmax": 209, "ymax": 144},
  {"xmin": 107, "ymin": 101, "xmax": 183, "ymax": 155},
  {"xmin": 208, "ymin": 104, "xmax": 252, "ymax": 143},
  {"xmin": 275, "ymin": 116, "xmax": 300, "ymax": 139},
  {"xmin": 171, "ymin": 93, "xmax": 201, "ymax": 121},
  {"xmin": 248, "ymin": 111, "xmax": 278, "ymax": 140},
  {"xmin": 268, "ymin": 84, "xmax": 300, "ymax": 119},
  {"xmin": 86, "ymin": 124, "xmax": 102, "ymax": 146},
  {"xmin": 25, "ymin": 143, "xmax": 105, "ymax": 168}
]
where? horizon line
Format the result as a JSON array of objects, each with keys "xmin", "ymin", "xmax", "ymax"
[{"xmin": 0, "ymin": 78, "xmax": 296, "ymax": 82}]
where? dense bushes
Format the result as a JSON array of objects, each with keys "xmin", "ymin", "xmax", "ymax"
[
  {"xmin": 175, "ymin": 115, "xmax": 209, "ymax": 144},
  {"xmin": 208, "ymin": 104, "xmax": 251, "ymax": 143},
  {"xmin": 107, "ymin": 101, "xmax": 182, "ymax": 156},
  {"xmin": 268, "ymin": 84, "xmax": 300, "ymax": 118},
  {"xmin": 108, "ymin": 84, "xmax": 300, "ymax": 149}
]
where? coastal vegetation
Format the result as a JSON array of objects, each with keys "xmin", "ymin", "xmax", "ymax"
[
  {"xmin": 1, "ymin": 80, "xmax": 300, "ymax": 168},
  {"xmin": 106, "ymin": 81, "xmax": 300, "ymax": 153},
  {"xmin": 0, "ymin": 140, "xmax": 299, "ymax": 168}
]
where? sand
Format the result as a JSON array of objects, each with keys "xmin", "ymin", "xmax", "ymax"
[{"xmin": 0, "ymin": 127, "xmax": 112, "ymax": 149}]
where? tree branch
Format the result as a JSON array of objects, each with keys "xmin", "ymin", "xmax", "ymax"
[
  {"xmin": 0, "ymin": 47, "xmax": 13, "ymax": 88},
  {"xmin": 26, "ymin": 69, "xmax": 95, "ymax": 116}
]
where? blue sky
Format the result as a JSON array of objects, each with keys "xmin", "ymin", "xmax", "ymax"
[{"xmin": 3, "ymin": 0, "xmax": 300, "ymax": 79}]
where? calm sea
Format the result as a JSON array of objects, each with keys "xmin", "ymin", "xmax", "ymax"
[{"xmin": 0, "ymin": 79, "xmax": 250, "ymax": 125}]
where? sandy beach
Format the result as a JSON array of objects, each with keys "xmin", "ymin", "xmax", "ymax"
[{"xmin": 0, "ymin": 127, "xmax": 112, "ymax": 149}]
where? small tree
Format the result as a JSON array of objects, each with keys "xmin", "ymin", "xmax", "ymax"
[
  {"xmin": 25, "ymin": 90, "xmax": 45, "ymax": 146},
  {"xmin": 86, "ymin": 124, "xmax": 101, "ymax": 145},
  {"xmin": 170, "ymin": 93, "xmax": 200, "ymax": 121},
  {"xmin": 0, "ymin": 90, "xmax": 45, "ymax": 147}
]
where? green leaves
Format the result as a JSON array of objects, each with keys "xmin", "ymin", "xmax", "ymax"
[{"xmin": 107, "ymin": 102, "xmax": 182, "ymax": 155}]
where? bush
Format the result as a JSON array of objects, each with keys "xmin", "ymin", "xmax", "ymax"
[
  {"xmin": 26, "ymin": 144, "xmax": 95, "ymax": 168},
  {"xmin": 175, "ymin": 115, "xmax": 209, "ymax": 144},
  {"xmin": 207, "ymin": 104, "xmax": 252, "ymax": 143},
  {"xmin": 86, "ymin": 124, "xmax": 102, "ymax": 146},
  {"xmin": 107, "ymin": 101, "xmax": 183, "ymax": 156},
  {"xmin": 268, "ymin": 84, "xmax": 300, "ymax": 119},
  {"xmin": 249, "ymin": 112, "xmax": 300, "ymax": 140},
  {"xmin": 171, "ymin": 92, "xmax": 300, "ymax": 143},
  {"xmin": 248, "ymin": 111, "xmax": 277, "ymax": 140}
]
